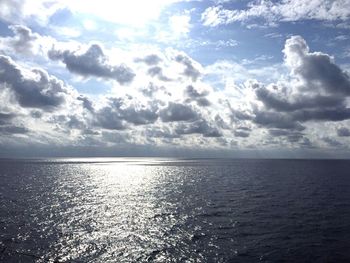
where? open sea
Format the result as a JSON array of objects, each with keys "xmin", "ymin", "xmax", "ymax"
[{"xmin": 1, "ymin": 158, "xmax": 350, "ymax": 262}]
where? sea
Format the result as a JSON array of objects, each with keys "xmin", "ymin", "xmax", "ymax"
[{"xmin": 1, "ymin": 158, "xmax": 350, "ymax": 262}]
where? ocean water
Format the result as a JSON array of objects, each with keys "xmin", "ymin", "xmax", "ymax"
[{"xmin": 1, "ymin": 158, "xmax": 350, "ymax": 263}]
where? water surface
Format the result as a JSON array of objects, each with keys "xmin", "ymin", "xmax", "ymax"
[{"xmin": 1, "ymin": 158, "xmax": 350, "ymax": 262}]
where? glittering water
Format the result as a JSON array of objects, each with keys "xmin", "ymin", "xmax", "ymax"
[{"xmin": 1, "ymin": 158, "xmax": 350, "ymax": 262}]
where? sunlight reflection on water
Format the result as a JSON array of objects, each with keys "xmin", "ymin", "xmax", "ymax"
[{"xmin": 43, "ymin": 162, "xmax": 198, "ymax": 262}]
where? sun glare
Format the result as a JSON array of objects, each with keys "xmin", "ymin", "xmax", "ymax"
[{"xmin": 68, "ymin": 0, "xmax": 175, "ymax": 26}]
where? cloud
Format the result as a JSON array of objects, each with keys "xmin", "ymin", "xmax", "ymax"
[
  {"xmin": 337, "ymin": 127, "xmax": 350, "ymax": 137},
  {"xmin": 119, "ymin": 105, "xmax": 158, "ymax": 125},
  {"xmin": 77, "ymin": 95, "xmax": 94, "ymax": 112},
  {"xmin": 2, "ymin": 25, "xmax": 38, "ymax": 55},
  {"xmin": 0, "ymin": 0, "xmax": 60, "ymax": 25},
  {"xmin": 159, "ymin": 102, "xmax": 199, "ymax": 122},
  {"xmin": 184, "ymin": 85, "xmax": 211, "ymax": 107},
  {"xmin": 202, "ymin": 1, "xmax": 350, "ymax": 27},
  {"xmin": 0, "ymin": 112, "xmax": 16, "ymax": 125},
  {"xmin": 48, "ymin": 44, "xmax": 135, "ymax": 84},
  {"xmin": 268, "ymin": 129, "xmax": 304, "ymax": 143},
  {"xmin": 234, "ymin": 130, "xmax": 250, "ymax": 138},
  {"xmin": 135, "ymin": 54, "xmax": 163, "ymax": 66},
  {"xmin": 1, "ymin": 25, "xmax": 350, "ymax": 156},
  {"xmin": 323, "ymin": 137, "xmax": 343, "ymax": 147},
  {"xmin": 0, "ymin": 55, "xmax": 72, "ymax": 110},
  {"xmin": 169, "ymin": 14, "xmax": 191, "ymax": 38},
  {"xmin": 92, "ymin": 97, "xmax": 159, "ymax": 131},
  {"xmin": 174, "ymin": 52, "xmax": 202, "ymax": 82},
  {"xmin": 252, "ymin": 35, "xmax": 350, "ymax": 128},
  {"xmin": 0, "ymin": 125, "xmax": 29, "ymax": 135},
  {"xmin": 175, "ymin": 119, "xmax": 222, "ymax": 137},
  {"xmin": 93, "ymin": 106, "xmax": 126, "ymax": 130},
  {"xmin": 253, "ymin": 110, "xmax": 305, "ymax": 130},
  {"xmin": 0, "ymin": 111, "xmax": 28, "ymax": 135},
  {"xmin": 0, "ymin": 25, "xmax": 54, "ymax": 57},
  {"xmin": 147, "ymin": 66, "xmax": 172, "ymax": 81}
]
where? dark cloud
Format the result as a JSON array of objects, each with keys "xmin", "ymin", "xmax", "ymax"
[
  {"xmin": 147, "ymin": 66, "xmax": 171, "ymax": 81},
  {"xmin": 323, "ymin": 137, "xmax": 343, "ymax": 147},
  {"xmin": 232, "ymin": 110, "xmax": 254, "ymax": 121},
  {"xmin": 234, "ymin": 130, "xmax": 249, "ymax": 138},
  {"xmin": 0, "ymin": 125, "xmax": 29, "ymax": 134},
  {"xmin": 196, "ymin": 97, "xmax": 211, "ymax": 107},
  {"xmin": 93, "ymin": 98, "xmax": 158, "ymax": 130},
  {"xmin": 252, "ymin": 36, "xmax": 350, "ymax": 133},
  {"xmin": 253, "ymin": 110, "xmax": 305, "ymax": 131},
  {"xmin": 256, "ymin": 86, "xmax": 343, "ymax": 112},
  {"xmin": 143, "ymin": 128, "xmax": 179, "ymax": 139},
  {"xmin": 94, "ymin": 106, "xmax": 126, "ymax": 130},
  {"xmin": 135, "ymin": 54, "xmax": 162, "ymax": 65},
  {"xmin": 268, "ymin": 129, "xmax": 304, "ymax": 142},
  {"xmin": 185, "ymin": 85, "xmax": 208, "ymax": 98},
  {"xmin": 175, "ymin": 119, "xmax": 222, "ymax": 137},
  {"xmin": 66, "ymin": 115, "xmax": 86, "ymax": 130},
  {"xmin": 0, "ymin": 111, "xmax": 28, "ymax": 135},
  {"xmin": 0, "ymin": 112, "xmax": 15, "ymax": 125},
  {"xmin": 288, "ymin": 39, "xmax": 350, "ymax": 96},
  {"xmin": 184, "ymin": 85, "xmax": 211, "ymax": 107},
  {"xmin": 141, "ymin": 83, "xmax": 162, "ymax": 97},
  {"xmin": 6, "ymin": 25, "xmax": 38, "ymax": 55},
  {"xmin": 0, "ymin": 55, "xmax": 70, "ymax": 110},
  {"xmin": 159, "ymin": 102, "xmax": 199, "ymax": 122},
  {"xmin": 292, "ymin": 107, "xmax": 350, "ymax": 122},
  {"xmin": 30, "ymin": 110, "xmax": 42, "ymax": 118},
  {"xmin": 337, "ymin": 127, "xmax": 350, "ymax": 137},
  {"xmin": 119, "ymin": 106, "xmax": 158, "ymax": 125},
  {"xmin": 77, "ymin": 95, "xmax": 94, "ymax": 112},
  {"xmin": 175, "ymin": 54, "xmax": 201, "ymax": 81},
  {"xmin": 48, "ymin": 44, "xmax": 135, "ymax": 85}
]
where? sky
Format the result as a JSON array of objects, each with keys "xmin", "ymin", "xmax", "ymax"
[{"xmin": 0, "ymin": 0, "xmax": 350, "ymax": 158}]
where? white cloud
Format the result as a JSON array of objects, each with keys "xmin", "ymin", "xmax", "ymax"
[
  {"xmin": 170, "ymin": 14, "xmax": 191, "ymax": 38},
  {"xmin": 202, "ymin": 0, "xmax": 350, "ymax": 27},
  {"xmin": 0, "ymin": 25, "xmax": 56, "ymax": 57},
  {"xmin": 0, "ymin": 0, "xmax": 63, "ymax": 25},
  {"xmin": 1, "ymin": 25, "xmax": 350, "ymax": 155}
]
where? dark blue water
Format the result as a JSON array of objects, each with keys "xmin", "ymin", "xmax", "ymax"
[{"xmin": 1, "ymin": 158, "xmax": 350, "ymax": 262}]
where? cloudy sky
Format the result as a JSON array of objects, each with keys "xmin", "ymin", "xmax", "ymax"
[{"xmin": 0, "ymin": 0, "xmax": 350, "ymax": 158}]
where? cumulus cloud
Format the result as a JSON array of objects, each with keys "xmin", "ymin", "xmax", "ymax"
[
  {"xmin": 202, "ymin": 0, "xmax": 350, "ymax": 27},
  {"xmin": 48, "ymin": 44, "xmax": 135, "ymax": 84},
  {"xmin": 184, "ymin": 85, "xmax": 211, "ymax": 107},
  {"xmin": 92, "ymin": 97, "xmax": 159, "ymax": 131},
  {"xmin": 1, "ymin": 25, "xmax": 38, "ymax": 55},
  {"xmin": 1, "ymin": 26, "xmax": 350, "ymax": 156},
  {"xmin": 0, "ymin": 0, "xmax": 60, "ymax": 25},
  {"xmin": 0, "ymin": 55, "xmax": 72, "ymax": 110},
  {"xmin": 252, "ymin": 35, "xmax": 350, "ymax": 129},
  {"xmin": 159, "ymin": 102, "xmax": 199, "ymax": 122},
  {"xmin": 0, "ymin": 25, "xmax": 54, "ymax": 57},
  {"xmin": 175, "ymin": 119, "xmax": 222, "ymax": 137},
  {"xmin": 174, "ymin": 52, "xmax": 202, "ymax": 82}
]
